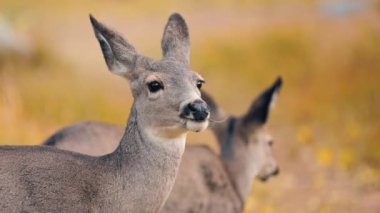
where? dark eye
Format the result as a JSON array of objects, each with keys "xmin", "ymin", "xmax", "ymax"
[
  {"xmin": 147, "ymin": 81, "xmax": 163, "ymax": 93},
  {"xmin": 268, "ymin": 140, "xmax": 273, "ymax": 147},
  {"xmin": 196, "ymin": 80, "xmax": 204, "ymax": 89}
]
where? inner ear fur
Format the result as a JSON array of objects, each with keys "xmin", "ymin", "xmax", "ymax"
[{"xmin": 90, "ymin": 14, "xmax": 140, "ymax": 79}]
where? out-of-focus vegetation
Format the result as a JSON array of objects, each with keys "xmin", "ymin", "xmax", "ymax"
[{"xmin": 0, "ymin": 0, "xmax": 379, "ymax": 212}]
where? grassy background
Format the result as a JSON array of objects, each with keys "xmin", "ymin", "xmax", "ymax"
[{"xmin": 1, "ymin": 0, "xmax": 379, "ymax": 212}]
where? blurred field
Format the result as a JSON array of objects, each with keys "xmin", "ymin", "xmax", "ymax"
[{"xmin": 1, "ymin": 0, "xmax": 379, "ymax": 212}]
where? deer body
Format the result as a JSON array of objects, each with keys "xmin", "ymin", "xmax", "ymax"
[
  {"xmin": 44, "ymin": 78, "xmax": 283, "ymax": 212},
  {"xmin": 45, "ymin": 121, "xmax": 124, "ymax": 156},
  {"xmin": 0, "ymin": 13, "xmax": 210, "ymax": 212},
  {"xmin": 0, "ymin": 108, "xmax": 183, "ymax": 212},
  {"xmin": 162, "ymin": 145, "xmax": 243, "ymax": 213},
  {"xmin": 45, "ymin": 124, "xmax": 243, "ymax": 212}
]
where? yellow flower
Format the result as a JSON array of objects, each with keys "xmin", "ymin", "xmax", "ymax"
[{"xmin": 317, "ymin": 148, "xmax": 332, "ymax": 167}]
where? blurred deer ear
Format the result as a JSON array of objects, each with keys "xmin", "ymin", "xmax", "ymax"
[
  {"xmin": 201, "ymin": 90, "xmax": 226, "ymax": 129},
  {"xmin": 242, "ymin": 77, "xmax": 283, "ymax": 127},
  {"xmin": 90, "ymin": 14, "xmax": 138, "ymax": 79},
  {"xmin": 161, "ymin": 13, "xmax": 190, "ymax": 66}
]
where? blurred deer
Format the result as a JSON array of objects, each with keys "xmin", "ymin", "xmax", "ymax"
[
  {"xmin": 0, "ymin": 13, "xmax": 209, "ymax": 212},
  {"xmin": 44, "ymin": 77, "xmax": 282, "ymax": 212}
]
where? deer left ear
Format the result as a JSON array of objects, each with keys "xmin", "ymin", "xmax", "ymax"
[{"xmin": 242, "ymin": 77, "xmax": 283, "ymax": 127}]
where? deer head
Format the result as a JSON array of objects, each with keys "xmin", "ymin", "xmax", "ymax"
[
  {"xmin": 90, "ymin": 13, "xmax": 210, "ymax": 140},
  {"xmin": 203, "ymin": 77, "xmax": 283, "ymax": 200}
]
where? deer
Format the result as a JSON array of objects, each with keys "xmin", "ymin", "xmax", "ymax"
[
  {"xmin": 0, "ymin": 13, "xmax": 210, "ymax": 212},
  {"xmin": 43, "ymin": 77, "xmax": 283, "ymax": 212}
]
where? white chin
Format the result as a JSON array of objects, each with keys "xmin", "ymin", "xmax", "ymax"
[{"xmin": 185, "ymin": 120, "xmax": 209, "ymax": 132}]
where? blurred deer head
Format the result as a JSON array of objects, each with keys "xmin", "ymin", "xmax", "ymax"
[{"xmin": 204, "ymin": 77, "xmax": 283, "ymax": 200}]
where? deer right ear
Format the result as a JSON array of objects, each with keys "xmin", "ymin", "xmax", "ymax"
[
  {"xmin": 90, "ymin": 14, "xmax": 138, "ymax": 79},
  {"xmin": 242, "ymin": 77, "xmax": 283, "ymax": 127}
]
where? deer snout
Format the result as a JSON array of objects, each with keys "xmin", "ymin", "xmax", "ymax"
[
  {"xmin": 272, "ymin": 167, "xmax": 280, "ymax": 176},
  {"xmin": 180, "ymin": 100, "xmax": 210, "ymax": 122},
  {"xmin": 258, "ymin": 166, "xmax": 280, "ymax": 182}
]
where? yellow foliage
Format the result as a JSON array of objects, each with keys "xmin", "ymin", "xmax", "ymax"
[
  {"xmin": 355, "ymin": 166, "xmax": 380, "ymax": 191},
  {"xmin": 313, "ymin": 173, "xmax": 327, "ymax": 189},
  {"xmin": 338, "ymin": 149, "xmax": 356, "ymax": 171},
  {"xmin": 261, "ymin": 205, "xmax": 275, "ymax": 213},
  {"xmin": 296, "ymin": 125, "xmax": 314, "ymax": 145},
  {"xmin": 346, "ymin": 120, "xmax": 361, "ymax": 140},
  {"xmin": 243, "ymin": 196, "xmax": 257, "ymax": 213},
  {"xmin": 317, "ymin": 148, "xmax": 333, "ymax": 167}
]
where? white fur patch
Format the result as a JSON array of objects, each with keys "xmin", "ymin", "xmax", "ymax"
[
  {"xmin": 144, "ymin": 127, "xmax": 187, "ymax": 155},
  {"xmin": 185, "ymin": 120, "xmax": 209, "ymax": 132},
  {"xmin": 270, "ymin": 92, "xmax": 279, "ymax": 110},
  {"xmin": 97, "ymin": 32, "xmax": 128, "ymax": 76}
]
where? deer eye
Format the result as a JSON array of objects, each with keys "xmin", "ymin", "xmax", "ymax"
[
  {"xmin": 147, "ymin": 81, "xmax": 163, "ymax": 93},
  {"xmin": 196, "ymin": 80, "xmax": 204, "ymax": 89}
]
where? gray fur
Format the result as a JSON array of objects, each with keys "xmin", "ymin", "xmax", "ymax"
[
  {"xmin": 161, "ymin": 13, "xmax": 190, "ymax": 65},
  {"xmin": 213, "ymin": 77, "xmax": 282, "ymax": 201},
  {"xmin": 0, "ymin": 13, "xmax": 209, "ymax": 212},
  {"xmin": 44, "ymin": 121, "xmax": 124, "ymax": 156},
  {"xmin": 43, "ymin": 78, "xmax": 283, "ymax": 212}
]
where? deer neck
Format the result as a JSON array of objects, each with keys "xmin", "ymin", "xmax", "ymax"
[
  {"xmin": 106, "ymin": 105, "xmax": 186, "ymax": 212},
  {"xmin": 217, "ymin": 118, "xmax": 258, "ymax": 203}
]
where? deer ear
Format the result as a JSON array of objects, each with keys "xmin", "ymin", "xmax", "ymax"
[
  {"xmin": 161, "ymin": 13, "xmax": 190, "ymax": 65},
  {"xmin": 201, "ymin": 90, "xmax": 226, "ymax": 129},
  {"xmin": 242, "ymin": 77, "xmax": 283, "ymax": 127},
  {"xmin": 90, "ymin": 14, "xmax": 138, "ymax": 79}
]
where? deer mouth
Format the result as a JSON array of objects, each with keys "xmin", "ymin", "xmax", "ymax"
[
  {"xmin": 179, "ymin": 114, "xmax": 208, "ymax": 123},
  {"xmin": 258, "ymin": 176, "xmax": 270, "ymax": 182},
  {"xmin": 180, "ymin": 117, "xmax": 209, "ymax": 132},
  {"xmin": 258, "ymin": 168, "xmax": 279, "ymax": 182}
]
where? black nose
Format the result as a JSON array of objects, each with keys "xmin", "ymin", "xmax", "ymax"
[
  {"xmin": 272, "ymin": 167, "xmax": 280, "ymax": 176},
  {"xmin": 186, "ymin": 100, "xmax": 209, "ymax": 122}
]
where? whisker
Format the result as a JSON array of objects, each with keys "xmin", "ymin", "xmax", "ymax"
[{"xmin": 208, "ymin": 116, "xmax": 228, "ymax": 124}]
